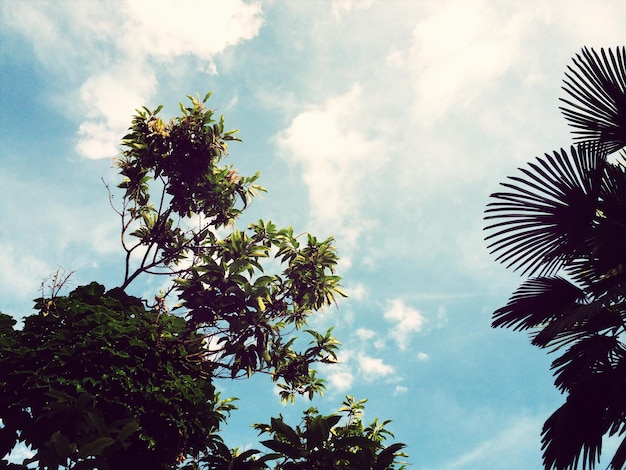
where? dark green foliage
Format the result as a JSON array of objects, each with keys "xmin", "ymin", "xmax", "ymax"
[
  {"xmin": 113, "ymin": 93, "xmax": 264, "ymax": 287},
  {"xmin": 1, "ymin": 93, "xmax": 407, "ymax": 469},
  {"xmin": 0, "ymin": 283, "xmax": 224, "ymax": 469},
  {"xmin": 111, "ymin": 93, "xmax": 346, "ymax": 402},
  {"xmin": 485, "ymin": 47, "xmax": 626, "ymax": 470},
  {"xmin": 200, "ymin": 397, "xmax": 407, "ymax": 470},
  {"xmin": 174, "ymin": 224, "xmax": 344, "ymax": 402}
]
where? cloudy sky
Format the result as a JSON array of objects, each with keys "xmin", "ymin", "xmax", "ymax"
[{"xmin": 1, "ymin": 1, "xmax": 625, "ymax": 468}]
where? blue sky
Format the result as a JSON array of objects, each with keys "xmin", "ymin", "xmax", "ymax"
[{"xmin": 1, "ymin": 1, "xmax": 625, "ymax": 468}]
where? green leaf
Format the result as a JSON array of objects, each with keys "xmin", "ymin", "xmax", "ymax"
[
  {"xmin": 304, "ymin": 415, "xmax": 341, "ymax": 450},
  {"xmin": 270, "ymin": 417, "xmax": 301, "ymax": 446},
  {"xmin": 77, "ymin": 437, "xmax": 116, "ymax": 458},
  {"xmin": 83, "ymin": 411, "xmax": 110, "ymax": 437},
  {"xmin": 374, "ymin": 443, "xmax": 406, "ymax": 469},
  {"xmin": 228, "ymin": 259, "xmax": 251, "ymax": 274},
  {"xmin": 260, "ymin": 439, "xmax": 301, "ymax": 460},
  {"xmin": 334, "ymin": 436, "xmax": 379, "ymax": 450},
  {"xmin": 113, "ymin": 419, "xmax": 139, "ymax": 445},
  {"xmin": 50, "ymin": 431, "xmax": 75, "ymax": 460},
  {"xmin": 234, "ymin": 449, "xmax": 262, "ymax": 461},
  {"xmin": 44, "ymin": 390, "xmax": 73, "ymax": 402}
]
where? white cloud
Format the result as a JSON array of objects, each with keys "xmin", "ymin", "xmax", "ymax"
[
  {"xmin": 332, "ymin": 0, "xmax": 374, "ymax": 18},
  {"xmin": 417, "ymin": 352, "xmax": 429, "ymax": 361},
  {"xmin": 405, "ymin": 0, "xmax": 531, "ymax": 123},
  {"xmin": 384, "ymin": 299, "xmax": 426, "ymax": 350},
  {"xmin": 3, "ymin": 0, "xmax": 264, "ymax": 159},
  {"xmin": 324, "ymin": 344, "xmax": 396, "ymax": 389},
  {"xmin": 357, "ymin": 354, "xmax": 395, "ymax": 380},
  {"xmin": 355, "ymin": 326, "xmax": 385, "ymax": 349},
  {"xmin": 75, "ymin": 64, "xmax": 158, "ymax": 159},
  {"xmin": 0, "ymin": 245, "xmax": 51, "ymax": 304},
  {"xmin": 275, "ymin": 84, "xmax": 384, "ymax": 248},
  {"xmin": 327, "ymin": 369, "xmax": 354, "ymax": 392},
  {"xmin": 541, "ymin": 1, "xmax": 626, "ymax": 46},
  {"xmin": 80, "ymin": 67, "xmax": 156, "ymax": 128},
  {"xmin": 356, "ymin": 328, "xmax": 375, "ymax": 341},
  {"xmin": 394, "ymin": 385, "xmax": 408, "ymax": 395},
  {"xmin": 345, "ymin": 282, "xmax": 366, "ymax": 300},
  {"xmin": 76, "ymin": 121, "xmax": 126, "ymax": 161},
  {"xmin": 121, "ymin": 0, "xmax": 263, "ymax": 61},
  {"xmin": 323, "ymin": 349, "xmax": 354, "ymax": 393}
]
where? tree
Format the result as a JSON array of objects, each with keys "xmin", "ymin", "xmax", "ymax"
[
  {"xmin": 484, "ymin": 47, "xmax": 626, "ymax": 470},
  {"xmin": 204, "ymin": 396, "xmax": 406, "ymax": 470},
  {"xmin": 0, "ymin": 94, "xmax": 406, "ymax": 469}
]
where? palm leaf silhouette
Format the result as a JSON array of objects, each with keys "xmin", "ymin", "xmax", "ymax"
[
  {"xmin": 541, "ymin": 336, "xmax": 626, "ymax": 470},
  {"xmin": 566, "ymin": 155, "xmax": 626, "ymax": 291},
  {"xmin": 560, "ymin": 46, "xmax": 626, "ymax": 154},
  {"xmin": 485, "ymin": 143, "xmax": 605, "ymax": 276},
  {"xmin": 531, "ymin": 299, "xmax": 622, "ymax": 349},
  {"xmin": 491, "ymin": 276, "xmax": 584, "ymax": 332},
  {"xmin": 487, "ymin": 46, "xmax": 626, "ymax": 470},
  {"xmin": 541, "ymin": 376, "xmax": 611, "ymax": 470}
]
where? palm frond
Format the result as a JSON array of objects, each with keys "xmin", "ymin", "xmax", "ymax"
[
  {"xmin": 541, "ymin": 384, "xmax": 606, "ymax": 470},
  {"xmin": 485, "ymin": 144, "xmax": 604, "ymax": 276},
  {"xmin": 567, "ymin": 156, "xmax": 626, "ymax": 288},
  {"xmin": 531, "ymin": 301, "xmax": 621, "ymax": 348},
  {"xmin": 488, "ymin": 46, "xmax": 626, "ymax": 470},
  {"xmin": 492, "ymin": 276, "xmax": 585, "ymax": 331},
  {"xmin": 542, "ymin": 343, "xmax": 626, "ymax": 470},
  {"xmin": 592, "ymin": 157, "xmax": 626, "ymax": 265},
  {"xmin": 560, "ymin": 46, "xmax": 626, "ymax": 154},
  {"xmin": 608, "ymin": 436, "xmax": 626, "ymax": 470},
  {"xmin": 550, "ymin": 334, "xmax": 623, "ymax": 393}
]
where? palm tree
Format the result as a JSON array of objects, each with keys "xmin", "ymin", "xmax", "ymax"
[{"xmin": 484, "ymin": 46, "xmax": 626, "ymax": 470}]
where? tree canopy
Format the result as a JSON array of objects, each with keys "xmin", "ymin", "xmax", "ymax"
[
  {"xmin": 485, "ymin": 46, "xmax": 626, "ymax": 470},
  {"xmin": 0, "ymin": 93, "xmax": 407, "ymax": 469}
]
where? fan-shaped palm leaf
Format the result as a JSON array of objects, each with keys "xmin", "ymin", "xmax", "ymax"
[
  {"xmin": 531, "ymin": 300, "xmax": 622, "ymax": 349},
  {"xmin": 566, "ymin": 156, "xmax": 626, "ymax": 290},
  {"xmin": 542, "ymin": 347, "xmax": 626, "ymax": 470},
  {"xmin": 541, "ymin": 378, "xmax": 609, "ymax": 470},
  {"xmin": 560, "ymin": 46, "xmax": 626, "ymax": 154},
  {"xmin": 492, "ymin": 276, "xmax": 585, "ymax": 331},
  {"xmin": 550, "ymin": 334, "xmax": 623, "ymax": 393},
  {"xmin": 485, "ymin": 144, "xmax": 605, "ymax": 276}
]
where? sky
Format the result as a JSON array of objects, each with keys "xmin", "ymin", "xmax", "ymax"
[{"xmin": 1, "ymin": 1, "xmax": 625, "ymax": 468}]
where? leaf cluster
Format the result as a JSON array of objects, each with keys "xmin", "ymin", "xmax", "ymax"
[
  {"xmin": 109, "ymin": 94, "xmax": 348, "ymax": 401},
  {"xmin": 1, "ymin": 93, "xmax": 407, "ymax": 469},
  {"xmin": 113, "ymin": 93, "xmax": 263, "ymax": 288},
  {"xmin": 0, "ymin": 282, "xmax": 225, "ymax": 469},
  {"xmin": 195, "ymin": 396, "xmax": 407, "ymax": 469},
  {"xmin": 176, "ymin": 220, "xmax": 345, "ymax": 402}
]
